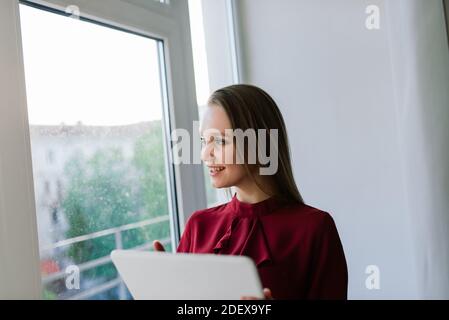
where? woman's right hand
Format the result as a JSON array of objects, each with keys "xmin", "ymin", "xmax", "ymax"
[{"xmin": 153, "ymin": 240, "xmax": 166, "ymax": 252}]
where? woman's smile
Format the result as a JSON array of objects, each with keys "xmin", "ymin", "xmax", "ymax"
[{"xmin": 208, "ymin": 165, "xmax": 226, "ymax": 177}]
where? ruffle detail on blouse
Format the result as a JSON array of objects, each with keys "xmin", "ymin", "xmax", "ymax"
[{"xmin": 213, "ymin": 215, "xmax": 273, "ymax": 267}]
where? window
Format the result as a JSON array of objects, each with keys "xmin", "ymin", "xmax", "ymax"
[
  {"xmin": 444, "ymin": 0, "xmax": 449, "ymax": 46},
  {"xmin": 188, "ymin": 0, "xmax": 228, "ymax": 208},
  {"xmin": 44, "ymin": 181, "xmax": 50, "ymax": 195},
  {"xmin": 20, "ymin": 3, "xmax": 174, "ymax": 300},
  {"xmin": 0, "ymin": 0, "xmax": 205, "ymax": 299},
  {"xmin": 46, "ymin": 150, "xmax": 54, "ymax": 164}
]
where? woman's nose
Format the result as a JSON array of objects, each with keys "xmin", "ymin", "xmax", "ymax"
[{"xmin": 201, "ymin": 142, "xmax": 214, "ymax": 162}]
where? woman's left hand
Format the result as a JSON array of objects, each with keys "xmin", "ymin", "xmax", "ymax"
[{"xmin": 241, "ymin": 288, "xmax": 274, "ymax": 300}]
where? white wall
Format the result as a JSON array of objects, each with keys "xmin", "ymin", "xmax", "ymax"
[
  {"xmin": 229, "ymin": 0, "xmax": 449, "ymax": 299},
  {"xmin": 386, "ymin": 0, "xmax": 449, "ymax": 299}
]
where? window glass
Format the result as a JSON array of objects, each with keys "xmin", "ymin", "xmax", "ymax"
[{"xmin": 20, "ymin": 3, "xmax": 174, "ymax": 300}]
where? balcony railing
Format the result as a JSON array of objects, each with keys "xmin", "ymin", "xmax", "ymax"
[{"xmin": 41, "ymin": 215, "xmax": 172, "ymax": 300}]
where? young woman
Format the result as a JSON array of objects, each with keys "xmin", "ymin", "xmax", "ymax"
[{"xmin": 153, "ymin": 84, "xmax": 348, "ymax": 300}]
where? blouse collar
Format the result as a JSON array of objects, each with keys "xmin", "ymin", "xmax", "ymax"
[
  {"xmin": 213, "ymin": 193, "xmax": 289, "ymax": 267},
  {"xmin": 229, "ymin": 193, "xmax": 286, "ymax": 218}
]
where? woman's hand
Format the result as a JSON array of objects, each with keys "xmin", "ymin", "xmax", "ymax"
[
  {"xmin": 241, "ymin": 288, "xmax": 274, "ymax": 300},
  {"xmin": 153, "ymin": 240, "xmax": 166, "ymax": 252}
]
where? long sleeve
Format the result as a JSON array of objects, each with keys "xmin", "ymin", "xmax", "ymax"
[
  {"xmin": 306, "ymin": 213, "xmax": 348, "ymax": 300},
  {"xmin": 176, "ymin": 214, "xmax": 193, "ymax": 253}
]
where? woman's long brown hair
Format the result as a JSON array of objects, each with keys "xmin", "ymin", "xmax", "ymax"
[{"xmin": 208, "ymin": 84, "xmax": 304, "ymax": 205}]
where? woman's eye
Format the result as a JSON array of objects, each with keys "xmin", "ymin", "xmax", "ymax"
[
  {"xmin": 214, "ymin": 138, "xmax": 226, "ymax": 146},
  {"xmin": 200, "ymin": 137, "xmax": 226, "ymax": 146}
]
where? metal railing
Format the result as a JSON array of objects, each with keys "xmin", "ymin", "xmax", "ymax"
[{"xmin": 41, "ymin": 215, "xmax": 172, "ymax": 300}]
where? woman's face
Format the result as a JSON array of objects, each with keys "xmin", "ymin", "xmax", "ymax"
[{"xmin": 200, "ymin": 105, "xmax": 248, "ymax": 188}]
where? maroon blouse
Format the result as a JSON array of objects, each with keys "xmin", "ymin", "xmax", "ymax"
[{"xmin": 176, "ymin": 193, "xmax": 348, "ymax": 300}]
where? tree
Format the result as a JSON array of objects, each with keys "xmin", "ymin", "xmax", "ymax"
[{"xmin": 60, "ymin": 120, "xmax": 171, "ymax": 299}]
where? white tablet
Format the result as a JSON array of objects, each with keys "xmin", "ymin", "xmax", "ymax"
[{"xmin": 110, "ymin": 249, "xmax": 264, "ymax": 300}]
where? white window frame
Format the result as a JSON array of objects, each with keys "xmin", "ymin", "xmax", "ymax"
[
  {"xmin": 444, "ymin": 0, "xmax": 449, "ymax": 45},
  {"xmin": 200, "ymin": 0, "xmax": 241, "ymax": 90},
  {"xmin": 0, "ymin": 0, "xmax": 206, "ymax": 299}
]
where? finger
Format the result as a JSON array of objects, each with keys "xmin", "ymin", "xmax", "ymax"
[
  {"xmin": 263, "ymin": 288, "xmax": 274, "ymax": 300},
  {"xmin": 240, "ymin": 296, "xmax": 258, "ymax": 300},
  {"xmin": 153, "ymin": 240, "xmax": 166, "ymax": 252}
]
